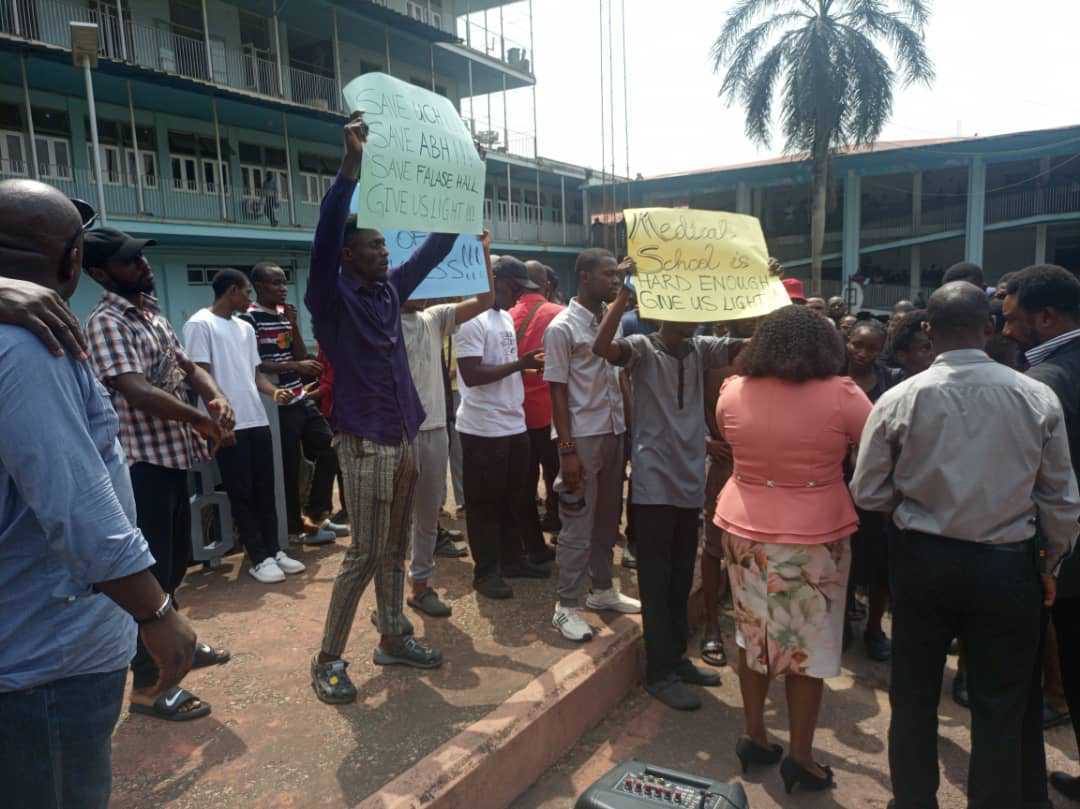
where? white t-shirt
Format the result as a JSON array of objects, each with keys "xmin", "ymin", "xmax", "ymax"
[
  {"xmin": 402, "ymin": 303, "xmax": 457, "ymax": 432},
  {"xmin": 182, "ymin": 308, "xmax": 268, "ymax": 430},
  {"xmin": 453, "ymin": 308, "xmax": 526, "ymax": 438}
]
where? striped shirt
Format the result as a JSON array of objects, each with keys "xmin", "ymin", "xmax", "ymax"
[
  {"xmin": 86, "ymin": 292, "xmax": 209, "ymax": 470},
  {"xmin": 240, "ymin": 304, "xmax": 303, "ymax": 397},
  {"xmin": 1024, "ymin": 328, "xmax": 1080, "ymax": 368}
]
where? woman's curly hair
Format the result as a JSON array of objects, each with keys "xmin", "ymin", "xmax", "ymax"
[{"xmin": 735, "ymin": 305, "xmax": 846, "ymax": 381}]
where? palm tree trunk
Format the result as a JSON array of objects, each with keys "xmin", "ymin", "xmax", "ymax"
[{"xmin": 810, "ymin": 141, "xmax": 830, "ymax": 296}]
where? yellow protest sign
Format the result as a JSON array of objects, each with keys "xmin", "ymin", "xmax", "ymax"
[{"xmin": 625, "ymin": 207, "xmax": 790, "ymax": 322}]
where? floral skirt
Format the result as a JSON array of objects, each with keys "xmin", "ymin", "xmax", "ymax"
[{"xmin": 722, "ymin": 532, "xmax": 851, "ymax": 679}]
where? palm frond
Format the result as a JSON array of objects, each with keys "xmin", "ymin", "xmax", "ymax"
[
  {"xmin": 838, "ymin": 26, "xmax": 894, "ymax": 145},
  {"xmin": 892, "ymin": 0, "xmax": 932, "ymax": 32},
  {"xmin": 716, "ymin": 11, "xmax": 808, "ymax": 102},
  {"xmin": 711, "ymin": 0, "xmax": 799, "ymax": 67},
  {"xmin": 740, "ymin": 36, "xmax": 791, "ymax": 147}
]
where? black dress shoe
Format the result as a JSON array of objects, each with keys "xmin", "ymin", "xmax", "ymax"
[
  {"xmin": 502, "ymin": 560, "xmax": 551, "ymax": 579},
  {"xmin": 528, "ymin": 546, "xmax": 556, "ymax": 565},
  {"xmin": 645, "ymin": 676, "xmax": 701, "ymax": 711},
  {"xmin": 675, "ymin": 660, "xmax": 721, "ymax": 687},
  {"xmin": 735, "ymin": 737, "xmax": 783, "ymax": 774},
  {"xmin": 780, "ymin": 757, "xmax": 834, "ymax": 794},
  {"xmin": 864, "ymin": 629, "xmax": 892, "ymax": 662},
  {"xmin": 474, "ymin": 575, "xmax": 513, "ymax": 599},
  {"xmin": 1051, "ymin": 771, "xmax": 1080, "ymax": 801}
]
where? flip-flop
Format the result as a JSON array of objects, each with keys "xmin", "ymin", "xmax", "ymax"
[
  {"xmin": 701, "ymin": 637, "xmax": 728, "ymax": 668},
  {"xmin": 192, "ymin": 642, "xmax": 231, "ymax": 670},
  {"xmin": 130, "ymin": 687, "xmax": 211, "ymax": 722}
]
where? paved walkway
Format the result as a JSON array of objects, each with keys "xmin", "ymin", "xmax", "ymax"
[
  {"xmin": 513, "ymin": 627, "xmax": 1080, "ymax": 809},
  {"xmin": 109, "ymin": 514, "xmax": 639, "ymax": 809}
]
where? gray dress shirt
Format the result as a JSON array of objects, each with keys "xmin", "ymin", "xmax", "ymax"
[
  {"xmin": 543, "ymin": 298, "xmax": 626, "ymax": 438},
  {"xmin": 851, "ymin": 349, "xmax": 1080, "ymax": 573}
]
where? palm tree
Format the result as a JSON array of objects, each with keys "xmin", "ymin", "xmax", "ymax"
[{"xmin": 712, "ymin": 0, "xmax": 934, "ymax": 294}]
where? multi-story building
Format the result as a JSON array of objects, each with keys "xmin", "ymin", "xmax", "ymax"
[
  {"xmin": 589, "ymin": 125, "xmax": 1080, "ymax": 310},
  {"xmin": 0, "ymin": 0, "xmax": 591, "ymax": 337}
]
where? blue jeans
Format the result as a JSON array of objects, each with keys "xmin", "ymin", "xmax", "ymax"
[{"xmin": 0, "ymin": 668, "xmax": 126, "ymax": 809}]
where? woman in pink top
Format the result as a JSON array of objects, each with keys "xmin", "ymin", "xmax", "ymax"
[{"xmin": 713, "ymin": 305, "xmax": 872, "ymax": 794}]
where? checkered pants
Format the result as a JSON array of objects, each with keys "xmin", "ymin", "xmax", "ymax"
[{"xmin": 320, "ymin": 434, "xmax": 418, "ymax": 656}]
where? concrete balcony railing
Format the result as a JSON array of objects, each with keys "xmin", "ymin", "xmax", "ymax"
[
  {"xmin": 484, "ymin": 198, "xmax": 585, "ymax": 246},
  {"xmin": 0, "ymin": 0, "xmax": 343, "ymax": 113}
]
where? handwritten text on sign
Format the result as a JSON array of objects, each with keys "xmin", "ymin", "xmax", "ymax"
[
  {"xmin": 383, "ymin": 230, "xmax": 488, "ymax": 301},
  {"xmin": 342, "ymin": 72, "xmax": 485, "ymax": 235},
  {"xmin": 625, "ymin": 207, "xmax": 789, "ymax": 322}
]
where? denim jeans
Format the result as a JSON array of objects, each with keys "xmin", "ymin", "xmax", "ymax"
[{"xmin": 0, "ymin": 668, "xmax": 127, "ymax": 809}]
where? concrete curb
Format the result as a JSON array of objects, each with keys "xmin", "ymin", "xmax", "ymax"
[
  {"xmin": 358, "ymin": 564, "xmax": 710, "ymax": 809},
  {"xmin": 357, "ymin": 614, "xmax": 643, "ymax": 809}
]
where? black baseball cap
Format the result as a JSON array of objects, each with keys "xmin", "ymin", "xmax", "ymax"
[
  {"xmin": 493, "ymin": 256, "xmax": 540, "ymax": 290},
  {"xmin": 82, "ymin": 227, "xmax": 157, "ymax": 269}
]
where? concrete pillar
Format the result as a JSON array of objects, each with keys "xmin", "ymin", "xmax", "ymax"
[
  {"xmin": 910, "ymin": 245, "xmax": 921, "ymax": 300},
  {"xmin": 1036, "ymin": 223, "xmax": 1048, "ymax": 264},
  {"xmin": 912, "ymin": 171, "xmax": 923, "ymax": 231},
  {"xmin": 842, "ymin": 170, "xmax": 861, "ymax": 289},
  {"xmin": 965, "ymin": 156, "xmax": 987, "ymax": 265},
  {"xmin": 751, "ymin": 187, "xmax": 763, "ymax": 219},
  {"xmin": 736, "ymin": 181, "xmax": 751, "ymax": 215}
]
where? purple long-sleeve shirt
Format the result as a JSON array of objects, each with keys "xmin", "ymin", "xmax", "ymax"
[{"xmin": 305, "ymin": 173, "xmax": 456, "ymax": 446}]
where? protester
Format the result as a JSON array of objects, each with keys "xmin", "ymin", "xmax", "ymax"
[
  {"xmin": 84, "ymin": 227, "xmax": 235, "ymax": 721},
  {"xmin": 183, "ymin": 270, "xmax": 301, "ymax": 583},
  {"xmin": 455, "ymin": 256, "xmax": 549, "ymax": 599},
  {"xmin": 592, "ymin": 261, "xmax": 729, "ymax": 711},
  {"xmin": 827, "ymin": 295, "xmax": 849, "ymax": 325},
  {"xmin": 401, "ymin": 234, "xmax": 496, "ymax": 616},
  {"xmin": 844, "ymin": 319, "xmax": 901, "ymax": 662},
  {"xmin": 0, "ymin": 275, "xmax": 89, "ymax": 357},
  {"xmin": 545, "ymin": 248, "xmax": 641, "ymax": 642},
  {"xmin": 892, "ymin": 299, "xmax": 915, "ymax": 318},
  {"xmin": 782, "ymin": 277, "xmax": 807, "ymax": 304},
  {"xmin": 1002, "ymin": 264, "xmax": 1080, "ymax": 803},
  {"xmin": 852, "ymin": 281, "xmax": 1080, "ymax": 809},
  {"xmin": 546, "ymin": 265, "xmax": 565, "ymax": 305},
  {"xmin": 620, "ymin": 286, "xmax": 658, "ymax": 337},
  {"xmin": 243, "ymin": 262, "xmax": 342, "ymax": 545},
  {"xmin": 806, "ymin": 296, "xmax": 828, "ymax": 316},
  {"xmin": 888, "ymin": 309, "xmax": 933, "ymax": 380},
  {"xmin": 0, "ymin": 182, "xmax": 196, "ymax": 805},
  {"xmin": 942, "ymin": 261, "xmax": 985, "ymax": 289},
  {"xmin": 305, "ymin": 114, "xmax": 457, "ymax": 704},
  {"xmin": 713, "ymin": 304, "xmax": 869, "ymax": 792},
  {"xmin": 514, "ymin": 260, "xmax": 566, "ymax": 540},
  {"xmin": 838, "ymin": 314, "xmax": 858, "ymax": 339}
]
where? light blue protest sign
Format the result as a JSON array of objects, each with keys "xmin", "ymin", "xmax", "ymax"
[
  {"xmin": 342, "ymin": 72, "xmax": 485, "ymax": 235},
  {"xmin": 386, "ymin": 230, "xmax": 489, "ymax": 301}
]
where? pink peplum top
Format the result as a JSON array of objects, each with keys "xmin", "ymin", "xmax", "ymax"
[{"xmin": 713, "ymin": 375, "xmax": 873, "ymax": 544}]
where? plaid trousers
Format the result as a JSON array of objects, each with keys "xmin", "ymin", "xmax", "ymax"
[{"xmin": 320, "ymin": 434, "xmax": 418, "ymax": 656}]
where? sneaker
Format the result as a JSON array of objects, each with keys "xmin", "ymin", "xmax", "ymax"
[
  {"xmin": 552, "ymin": 605, "xmax": 594, "ymax": 642},
  {"xmin": 621, "ymin": 543, "xmax": 638, "ymax": 569},
  {"xmin": 331, "ymin": 509, "xmax": 348, "ymax": 524},
  {"xmin": 322, "ymin": 519, "xmax": 349, "ymax": 538},
  {"xmin": 434, "ymin": 535, "xmax": 468, "ymax": 558},
  {"xmin": 302, "ymin": 526, "xmax": 336, "ymax": 545},
  {"xmin": 586, "ymin": 587, "xmax": 641, "ymax": 614},
  {"xmin": 274, "ymin": 551, "xmax": 306, "ymax": 575},
  {"xmin": 310, "ymin": 655, "xmax": 357, "ymax": 704},
  {"xmin": 249, "ymin": 558, "xmax": 285, "ymax": 583},
  {"xmin": 373, "ymin": 636, "xmax": 443, "ymax": 669},
  {"xmin": 646, "ymin": 674, "xmax": 702, "ymax": 711},
  {"xmin": 474, "ymin": 575, "xmax": 513, "ymax": 600},
  {"xmin": 438, "ymin": 525, "xmax": 463, "ymax": 542}
]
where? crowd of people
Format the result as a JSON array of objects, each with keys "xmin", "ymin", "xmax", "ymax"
[{"xmin": 2, "ymin": 111, "xmax": 1080, "ymax": 809}]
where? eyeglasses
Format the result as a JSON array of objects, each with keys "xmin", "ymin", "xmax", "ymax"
[{"xmin": 62, "ymin": 198, "xmax": 97, "ymax": 267}]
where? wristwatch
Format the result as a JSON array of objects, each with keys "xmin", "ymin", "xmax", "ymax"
[{"xmin": 135, "ymin": 593, "xmax": 173, "ymax": 626}]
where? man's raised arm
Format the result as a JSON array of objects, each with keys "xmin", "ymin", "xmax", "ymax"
[{"xmin": 306, "ymin": 113, "xmax": 367, "ymax": 321}]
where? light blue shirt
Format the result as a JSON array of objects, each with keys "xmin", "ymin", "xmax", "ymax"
[{"xmin": 0, "ymin": 325, "xmax": 154, "ymax": 691}]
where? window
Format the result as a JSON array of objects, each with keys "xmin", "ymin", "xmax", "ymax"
[
  {"xmin": 300, "ymin": 172, "xmax": 333, "ymax": 204},
  {"xmin": 88, "ymin": 143, "xmax": 124, "ymax": 185},
  {"xmin": 407, "ymin": 1, "xmax": 442, "ymax": 28},
  {"xmin": 125, "ymin": 148, "xmax": 158, "ymax": 188},
  {"xmin": 0, "ymin": 130, "xmax": 26, "ymax": 176},
  {"xmin": 36, "ymin": 136, "xmax": 71, "ymax": 180},
  {"xmin": 171, "ymin": 154, "xmax": 199, "ymax": 192},
  {"xmin": 240, "ymin": 164, "xmax": 288, "ymax": 199},
  {"xmin": 201, "ymin": 158, "xmax": 230, "ymax": 195}
]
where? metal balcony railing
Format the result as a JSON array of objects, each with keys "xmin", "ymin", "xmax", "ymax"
[
  {"xmin": 457, "ymin": 17, "xmax": 531, "ymax": 73},
  {"xmin": 465, "ymin": 115, "xmax": 535, "ymax": 159},
  {"xmin": 0, "ymin": 0, "xmax": 343, "ymax": 113},
  {"xmin": 482, "ymin": 197, "xmax": 585, "ymax": 246},
  {"xmin": 984, "ymin": 184, "xmax": 1080, "ymax": 225}
]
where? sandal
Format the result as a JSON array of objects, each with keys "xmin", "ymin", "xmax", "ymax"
[
  {"xmin": 130, "ymin": 687, "xmax": 211, "ymax": 722},
  {"xmin": 192, "ymin": 642, "xmax": 231, "ymax": 670},
  {"xmin": 407, "ymin": 588, "xmax": 452, "ymax": 617},
  {"xmin": 701, "ymin": 636, "xmax": 728, "ymax": 668},
  {"xmin": 310, "ymin": 656, "xmax": 357, "ymax": 705},
  {"xmin": 373, "ymin": 636, "xmax": 443, "ymax": 669}
]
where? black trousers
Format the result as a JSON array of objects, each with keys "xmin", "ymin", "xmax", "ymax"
[
  {"xmin": 632, "ymin": 504, "xmax": 700, "ymax": 684},
  {"xmin": 889, "ymin": 530, "xmax": 1042, "ymax": 809},
  {"xmin": 129, "ymin": 462, "xmax": 191, "ymax": 690},
  {"xmin": 215, "ymin": 426, "xmax": 279, "ymax": 566},
  {"xmin": 460, "ymin": 431, "xmax": 529, "ymax": 581},
  {"xmin": 278, "ymin": 399, "xmax": 338, "ymax": 533},
  {"xmin": 1020, "ymin": 609, "xmax": 1051, "ymax": 807},
  {"xmin": 525, "ymin": 425, "xmax": 557, "ymax": 551},
  {"xmin": 1053, "ymin": 595, "xmax": 1080, "ymax": 764}
]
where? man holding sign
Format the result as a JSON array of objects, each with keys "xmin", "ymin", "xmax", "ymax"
[{"xmin": 305, "ymin": 113, "xmax": 460, "ymax": 705}]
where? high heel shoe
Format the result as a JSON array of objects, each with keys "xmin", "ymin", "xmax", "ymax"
[
  {"xmin": 780, "ymin": 756, "xmax": 834, "ymax": 794},
  {"xmin": 734, "ymin": 737, "xmax": 783, "ymax": 774}
]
